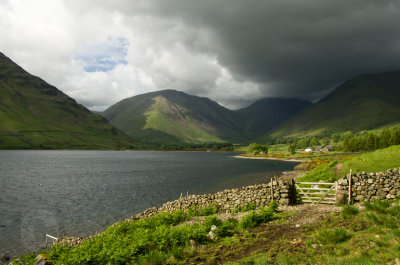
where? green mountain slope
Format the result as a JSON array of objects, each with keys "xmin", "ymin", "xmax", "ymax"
[
  {"xmin": 0, "ymin": 52, "xmax": 137, "ymax": 149},
  {"xmin": 270, "ymin": 71, "xmax": 400, "ymax": 138},
  {"xmin": 102, "ymin": 90, "xmax": 243, "ymax": 144},
  {"xmin": 235, "ymin": 98, "xmax": 311, "ymax": 140},
  {"xmin": 102, "ymin": 91, "xmax": 311, "ymax": 144}
]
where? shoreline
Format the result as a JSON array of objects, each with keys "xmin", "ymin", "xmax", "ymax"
[{"xmin": 233, "ymin": 155, "xmax": 305, "ymax": 163}]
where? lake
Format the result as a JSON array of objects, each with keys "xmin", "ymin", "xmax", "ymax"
[{"xmin": 0, "ymin": 150, "xmax": 297, "ymax": 257}]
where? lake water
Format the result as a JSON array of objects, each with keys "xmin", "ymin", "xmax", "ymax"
[{"xmin": 0, "ymin": 150, "xmax": 297, "ymax": 257}]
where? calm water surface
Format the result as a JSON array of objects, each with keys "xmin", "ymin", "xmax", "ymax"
[{"xmin": 0, "ymin": 150, "xmax": 297, "ymax": 257}]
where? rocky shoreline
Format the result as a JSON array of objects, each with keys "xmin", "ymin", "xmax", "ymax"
[{"xmin": 233, "ymin": 155, "xmax": 304, "ymax": 162}]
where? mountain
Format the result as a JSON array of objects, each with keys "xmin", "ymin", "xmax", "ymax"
[
  {"xmin": 0, "ymin": 52, "xmax": 137, "ymax": 149},
  {"xmin": 234, "ymin": 98, "xmax": 311, "ymax": 140},
  {"xmin": 270, "ymin": 71, "xmax": 400, "ymax": 138},
  {"xmin": 102, "ymin": 90, "xmax": 243, "ymax": 144},
  {"xmin": 102, "ymin": 90, "xmax": 311, "ymax": 144}
]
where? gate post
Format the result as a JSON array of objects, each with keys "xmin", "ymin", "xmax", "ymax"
[{"xmin": 348, "ymin": 169, "xmax": 352, "ymax": 205}]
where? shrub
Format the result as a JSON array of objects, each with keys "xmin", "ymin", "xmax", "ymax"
[
  {"xmin": 137, "ymin": 250, "xmax": 167, "ymax": 265},
  {"xmin": 234, "ymin": 202, "xmax": 256, "ymax": 213},
  {"xmin": 248, "ymin": 143, "xmax": 269, "ymax": 154},
  {"xmin": 215, "ymin": 218, "xmax": 239, "ymax": 237},
  {"xmin": 204, "ymin": 216, "xmax": 223, "ymax": 230},
  {"xmin": 269, "ymin": 200, "xmax": 279, "ymax": 212},
  {"xmin": 188, "ymin": 205, "xmax": 218, "ymax": 216},
  {"xmin": 239, "ymin": 207, "xmax": 275, "ymax": 229}
]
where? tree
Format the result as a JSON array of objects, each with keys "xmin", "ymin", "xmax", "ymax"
[
  {"xmin": 248, "ymin": 143, "xmax": 269, "ymax": 154},
  {"xmin": 288, "ymin": 144, "xmax": 296, "ymax": 155},
  {"xmin": 310, "ymin": 137, "xmax": 321, "ymax": 147},
  {"xmin": 321, "ymin": 137, "xmax": 331, "ymax": 146}
]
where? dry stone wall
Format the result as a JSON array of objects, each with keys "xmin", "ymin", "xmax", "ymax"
[
  {"xmin": 336, "ymin": 168, "xmax": 400, "ymax": 204},
  {"xmin": 136, "ymin": 177, "xmax": 295, "ymax": 218},
  {"xmin": 136, "ymin": 167, "xmax": 400, "ymax": 219}
]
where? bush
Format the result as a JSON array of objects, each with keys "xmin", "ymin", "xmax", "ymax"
[
  {"xmin": 248, "ymin": 143, "xmax": 269, "ymax": 154},
  {"xmin": 215, "ymin": 218, "xmax": 239, "ymax": 237},
  {"xmin": 269, "ymin": 200, "xmax": 279, "ymax": 212},
  {"xmin": 239, "ymin": 207, "xmax": 275, "ymax": 229},
  {"xmin": 204, "ymin": 216, "xmax": 223, "ymax": 230},
  {"xmin": 188, "ymin": 205, "xmax": 218, "ymax": 216},
  {"xmin": 234, "ymin": 202, "xmax": 257, "ymax": 213}
]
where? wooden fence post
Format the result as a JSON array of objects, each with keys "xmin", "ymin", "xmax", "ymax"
[
  {"xmin": 270, "ymin": 177, "xmax": 274, "ymax": 201},
  {"xmin": 348, "ymin": 169, "xmax": 352, "ymax": 205}
]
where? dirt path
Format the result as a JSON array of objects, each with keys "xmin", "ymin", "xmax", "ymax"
[{"xmin": 185, "ymin": 204, "xmax": 340, "ymax": 265}]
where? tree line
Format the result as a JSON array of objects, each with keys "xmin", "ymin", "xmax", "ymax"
[
  {"xmin": 340, "ymin": 128, "xmax": 400, "ymax": 152},
  {"xmin": 283, "ymin": 128, "xmax": 400, "ymax": 153}
]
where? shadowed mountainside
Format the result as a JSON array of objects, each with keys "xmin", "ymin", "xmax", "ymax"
[
  {"xmin": 0, "ymin": 52, "xmax": 138, "ymax": 149},
  {"xmin": 270, "ymin": 71, "xmax": 400, "ymax": 138}
]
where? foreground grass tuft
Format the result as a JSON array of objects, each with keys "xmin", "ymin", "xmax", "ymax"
[{"xmin": 341, "ymin": 205, "xmax": 359, "ymax": 219}]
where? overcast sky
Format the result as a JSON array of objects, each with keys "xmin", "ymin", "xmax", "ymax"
[{"xmin": 1, "ymin": 0, "xmax": 400, "ymax": 110}]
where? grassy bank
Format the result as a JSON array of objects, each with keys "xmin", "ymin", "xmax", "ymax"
[
  {"xmin": 15, "ymin": 200, "xmax": 400, "ymax": 265},
  {"xmin": 297, "ymin": 145, "xmax": 400, "ymax": 182},
  {"xmin": 11, "ymin": 203, "xmax": 280, "ymax": 265}
]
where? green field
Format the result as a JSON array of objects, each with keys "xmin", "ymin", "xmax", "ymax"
[{"xmin": 297, "ymin": 145, "xmax": 400, "ymax": 182}]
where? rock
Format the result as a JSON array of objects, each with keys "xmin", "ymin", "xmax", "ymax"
[
  {"xmin": 338, "ymin": 178, "xmax": 348, "ymax": 185},
  {"xmin": 208, "ymin": 231, "xmax": 217, "ymax": 240},
  {"xmin": 0, "ymin": 255, "xmax": 10, "ymax": 263},
  {"xmin": 295, "ymin": 224, "xmax": 301, "ymax": 228},
  {"xmin": 279, "ymin": 198, "xmax": 290, "ymax": 205},
  {"xmin": 290, "ymin": 239, "xmax": 303, "ymax": 246},
  {"xmin": 355, "ymin": 195, "xmax": 364, "ymax": 201},
  {"xmin": 368, "ymin": 179, "xmax": 374, "ymax": 184},
  {"xmin": 36, "ymin": 254, "xmax": 52, "ymax": 265},
  {"xmin": 210, "ymin": 225, "xmax": 217, "ymax": 232},
  {"xmin": 386, "ymin": 194, "xmax": 396, "ymax": 199},
  {"xmin": 336, "ymin": 190, "xmax": 348, "ymax": 204}
]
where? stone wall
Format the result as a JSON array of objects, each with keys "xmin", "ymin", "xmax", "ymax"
[
  {"xmin": 136, "ymin": 167, "xmax": 400, "ymax": 219},
  {"xmin": 136, "ymin": 177, "xmax": 295, "ymax": 218},
  {"xmin": 336, "ymin": 168, "xmax": 400, "ymax": 204}
]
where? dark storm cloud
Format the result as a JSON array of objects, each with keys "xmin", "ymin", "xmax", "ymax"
[
  {"xmin": 3, "ymin": 0, "xmax": 400, "ymax": 110},
  {"xmin": 117, "ymin": 0, "xmax": 400, "ymax": 100}
]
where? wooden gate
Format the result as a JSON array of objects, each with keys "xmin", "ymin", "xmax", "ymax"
[{"xmin": 295, "ymin": 181, "xmax": 336, "ymax": 205}]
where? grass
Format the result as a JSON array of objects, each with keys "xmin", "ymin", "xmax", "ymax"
[
  {"xmin": 297, "ymin": 145, "xmax": 400, "ymax": 183},
  {"xmin": 230, "ymin": 200, "xmax": 400, "ymax": 265},
  {"xmin": 339, "ymin": 145, "xmax": 400, "ymax": 174},
  {"xmin": 143, "ymin": 97, "xmax": 223, "ymax": 144},
  {"xmin": 11, "ymin": 202, "xmax": 280, "ymax": 265}
]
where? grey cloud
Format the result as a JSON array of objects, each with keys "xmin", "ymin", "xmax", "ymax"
[
  {"xmin": 3, "ymin": 0, "xmax": 400, "ymax": 111},
  {"xmin": 113, "ymin": 0, "xmax": 400, "ymax": 101}
]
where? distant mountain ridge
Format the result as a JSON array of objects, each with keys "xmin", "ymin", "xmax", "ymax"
[
  {"xmin": 102, "ymin": 90, "xmax": 310, "ymax": 144},
  {"xmin": 234, "ymin": 98, "xmax": 311, "ymax": 139},
  {"xmin": 0, "ymin": 52, "xmax": 137, "ymax": 149},
  {"xmin": 270, "ymin": 71, "xmax": 400, "ymax": 138}
]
